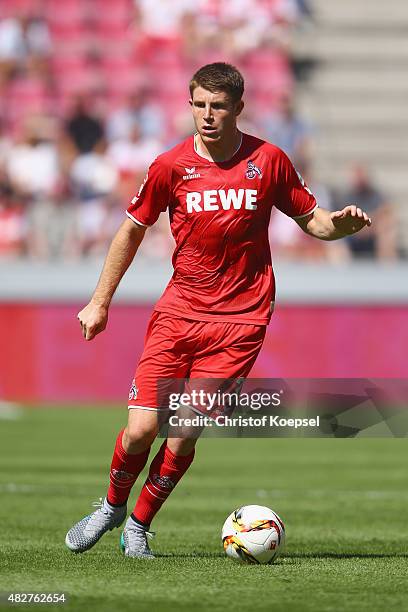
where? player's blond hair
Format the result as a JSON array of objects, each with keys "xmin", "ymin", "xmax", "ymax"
[{"xmin": 189, "ymin": 62, "xmax": 244, "ymax": 103}]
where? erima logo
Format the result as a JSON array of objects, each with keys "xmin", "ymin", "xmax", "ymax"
[
  {"xmin": 186, "ymin": 189, "xmax": 258, "ymax": 213},
  {"xmin": 183, "ymin": 166, "xmax": 201, "ymax": 180}
]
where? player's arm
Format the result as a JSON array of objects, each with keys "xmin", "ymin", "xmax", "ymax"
[
  {"xmin": 294, "ymin": 205, "xmax": 372, "ymax": 241},
  {"xmin": 78, "ymin": 219, "xmax": 146, "ymax": 340}
]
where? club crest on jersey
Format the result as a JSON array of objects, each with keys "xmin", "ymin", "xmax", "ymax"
[
  {"xmin": 183, "ymin": 166, "xmax": 201, "ymax": 180},
  {"xmin": 128, "ymin": 379, "xmax": 138, "ymax": 401},
  {"xmin": 245, "ymin": 160, "xmax": 262, "ymax": 179}
]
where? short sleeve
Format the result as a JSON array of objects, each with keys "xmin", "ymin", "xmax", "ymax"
[
  {"xmin": 274, "ymin": 150, "xmax": 318, "ymax": 219},
  {"xmin": 126, "ymin": 157, "xmax": 171, "ymax": 227}
]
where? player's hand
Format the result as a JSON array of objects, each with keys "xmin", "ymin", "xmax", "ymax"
[
  {"xmin": 77, "ymin": 302, "xmax": 109, "ymax": 341},
  {"xmin": 331, "ymin": 205, "xmax": 372, "ymax": 235}
]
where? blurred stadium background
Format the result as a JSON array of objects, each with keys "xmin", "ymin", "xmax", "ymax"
[{"xmin": 0, "ymin": 0, "xmax": 407, "ymax": 405}]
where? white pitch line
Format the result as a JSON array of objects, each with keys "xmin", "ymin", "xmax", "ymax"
[
  {"xmin": 0, "ymin": 402, "xmax": 23, "ymax": 420},
  {"xmin": 0, "ymin": 483, "xmax": 37, "ymax": 493}
]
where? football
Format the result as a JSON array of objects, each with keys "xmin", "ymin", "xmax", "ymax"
[{"xmin": 222, "ymin": 505, "xmax": 285, "ymax": 564}]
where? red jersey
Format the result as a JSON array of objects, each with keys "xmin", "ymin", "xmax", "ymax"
[{"xmin": 127, "ymin": 132, "xmax": 317, "ymax": 325}]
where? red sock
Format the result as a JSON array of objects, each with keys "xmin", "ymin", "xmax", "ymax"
[
  {"xmin": 107, "ymin": 429, "xmax": 150, "ymax": 506},
  {"xmin": 133, "ymin": 441, "xmax": 195, "ymax": 526}
]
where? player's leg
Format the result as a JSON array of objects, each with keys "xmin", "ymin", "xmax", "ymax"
[
  {"xmin": 121, "ymin": 318, "xmax": 207, "ymax": 557},
  {"xmin": 119, "ymin": 314, "xmax": 198, "ymax": 557},
  {"xmin": 106, "ymin": 408, "xmax": 161, "ymax": 507},
  {"xmin": 121, "ymin": 435, "xmax": 197, "ymax": 558},
  {"xmin": 65, "ymin": 409, "xmax": 161, "ymax": 554},
  {"xmin": 121, "ymin": 400, "xmax": 197, "ymax": 558},
  {"xmin": 125, "ymin": 321, "xmax": 266, "ymax": 557},
  {"xmin": 126, "ymin": 436, "xmax": 196, "ymax": 530},
  {"xmin": 131, "ymin": 434, "xmax": 197, "ymax": 526},
  {"xmin": 65, "ymin": 312, "xmax": 190, "ymax": 554}
]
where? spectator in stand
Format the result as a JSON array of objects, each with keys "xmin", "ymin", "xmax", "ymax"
[
  {"xmin": 259, "ymin": 92, "xmax": 314, "ymax": 163},
  {"xmin": 293, "ymin": 0, "xmax": 313, "ymax": 19},
  {"xmin": 3, "ymin": 114, "xmax": 73, "ymax": 260},
  {"xmin": 106, "ymin": 122, "xmax": 173, "ymax": 259},
  {"xmin": 106, "ymin": 89, "xmax": 164, "ymax": 142},
  {"xmin": 0, "ymin": 118, "xmax": 11, "ymax": 172},
  {"xmin": 0, "ymin": 16, "xmax": 25, "ymax": 84},
  {"xmin": 178, "ymin": 11, "xmax": 200, "ymax": 67},
  {"xmin": 5, "ymin": 115, "xmax": 60, "ymax": 201},
  {"xmin": 192, "ymin": 0, "xmax": 299, "ymax": 64},
  {"xmin": 26, "ymin": 187, "xmax": 79, "ymax": 261},
  {"xmin": 268, "ymin": 158, "xmax": 349, "ymax": 262},
  {"xmin": 69, "ymin": 138, "xmax": 119, "ymax": 257},
  {"xmin": 0, "ymin": 13, "xmax": 52, "ymax": 85},
  {"xmin": 107, "ymin": 122, "xmax": 161, "ymax": 177},
  {"xmin": 0, "ymin": 180, "xmax": 27, "ymax": 258},
  {"xmin": 70, "ymin": 139, "xmax": 118, "ymax": 202},
  {"xmin": 23, "ymin": 14, "xmax": 52, "ymax": 57},
  {"xmin": 340, "ymin": 164, "xmax": 397, "ymax": 260},
  {"xmin": 135, "ymin": 0, "xmax": 192, "ymax": 42},
  {"xmin": 0, "ymin": 1, "xmax": 316, "ymax": 263},
  {"xmin": 65, "ymin": 95, "xmax": 104, "ymax": 155}
]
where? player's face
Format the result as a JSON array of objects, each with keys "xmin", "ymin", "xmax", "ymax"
[{"xmin": 190, "ymin": 86, "xmax": 244, "ymax": 143}]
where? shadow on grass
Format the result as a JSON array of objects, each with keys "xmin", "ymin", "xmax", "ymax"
[
  {"xmin": 156, "ymin": 551, "xmax": 408, "ymax": 560},
  {"xmin": 285, "ymin": 552, "xmax": 408, "ymax": 559}
]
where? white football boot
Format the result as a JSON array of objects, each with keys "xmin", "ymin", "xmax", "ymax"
[
  {"xmin": 120, "ymin": 517, "xmax": 155, "ymax": 558},
  {"xmin": 65, "ymin": 497, "xmax": 126, "ymax": 553}
]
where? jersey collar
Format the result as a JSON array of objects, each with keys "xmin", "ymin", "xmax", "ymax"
[{"xmin": 193, "ymin": 132, "xmax": 243, "ymax": 164}]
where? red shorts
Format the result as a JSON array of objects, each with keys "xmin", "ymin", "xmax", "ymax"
[{"xmin": 128, "ymin": 311, "xmax": 266, "ymax": 412}]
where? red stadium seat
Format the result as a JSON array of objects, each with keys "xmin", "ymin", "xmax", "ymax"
[
  {"xmin": 4, "ymin": 77, "xmax": 56, "ymax": 128},
  {"xmin": 51, "ymin": 56, "xmax": 87, "ymax": 73},
  {"xmin": 138, "ymin": 37, "xmax": 183, "ymax": 67},
  {"xmin": 48, "ymin": 21, "xmax": 88, "ymax": 41},
  {"xmin": 105, "ymin": 71, "xmax": 145, "ymax": 97},
  {"xmin": 93, "ymin": 0, "xmax": 133, "ymax": 17},
  {"xmin": 45, "ymin": 0, "xmax": 86, "ymax": 23},
  {"xmin": 0, "ymin": 0, "xmax": 43, "ymax": 19}
]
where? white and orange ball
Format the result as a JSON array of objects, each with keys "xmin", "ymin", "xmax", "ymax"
[{"xmin": 222, "ymin": 505, "xmax": 285, "ymax": 564}]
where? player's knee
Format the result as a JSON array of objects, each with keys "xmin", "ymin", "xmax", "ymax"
[
  {"xmin": 167, "ymin": 437, "xmax": 197, "ymax": 456},
  {"xmin": 124, "ymin": 416, "xmax": 159, "ymax": 452},
  {"xmin": 125, "ymin": 425, "xmax": 156, "ymax": 447}
]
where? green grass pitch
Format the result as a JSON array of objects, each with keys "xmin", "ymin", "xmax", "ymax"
[{"xmin": 0, "ymin": 407, "xmax": 407, "ymax": 612}]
